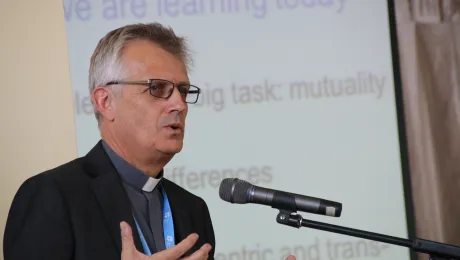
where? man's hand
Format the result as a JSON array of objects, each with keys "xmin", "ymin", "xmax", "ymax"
[
  {"xmin": 120, "ymin": 221, "xmax": 212, "ymax": 260},
  {"xmin": 120, "ymin": 221, "xmax": 294, "ymax": 260}
]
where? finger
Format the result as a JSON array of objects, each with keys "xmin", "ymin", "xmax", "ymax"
[
  {"xmin": 182, "ymin": 243, "xmax": 212, "ymax": 260},
  {"xmin": 285, "ymin": 255, "xmax": 296, "ymax": 260},
  {"xmin": 154, "ymin": 233, "xmax": 199, "ymax": 259},
  {"xmin": 120, "ymin": 221, "xmax": 136, "ymax": 253}
]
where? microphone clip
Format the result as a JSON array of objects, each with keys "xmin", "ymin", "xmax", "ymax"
[{"xmin": 276, "ymin": 210, "xmax": 303, "ymax": 229}]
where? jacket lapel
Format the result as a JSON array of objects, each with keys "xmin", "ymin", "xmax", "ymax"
[{"xmin": 83, "ymin": 141, "xmax": 144, "ymax": 254}]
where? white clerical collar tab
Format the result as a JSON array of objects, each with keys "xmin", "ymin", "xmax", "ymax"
[{"xmin": 142, "ymin": 177, "xmax": 161, "ymax": 192}]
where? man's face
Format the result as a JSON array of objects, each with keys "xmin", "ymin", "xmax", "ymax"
[{"xmin": 109, "ymin": 40, "xmax": 189, "ymax": 157}]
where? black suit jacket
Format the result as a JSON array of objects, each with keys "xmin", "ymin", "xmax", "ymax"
[{"xmin": 3, "ymin": 141, "xmax": 216, "ymax": 260}]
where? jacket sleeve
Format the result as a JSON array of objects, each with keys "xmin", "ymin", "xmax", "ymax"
[{"xmin": 3, "ymin": 174, "xmax": 74, "ymax": 260}]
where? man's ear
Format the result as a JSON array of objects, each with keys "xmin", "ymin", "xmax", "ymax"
[{"xmin": 92, "ymin": 86, "xmax": 117, "ymax": 121}]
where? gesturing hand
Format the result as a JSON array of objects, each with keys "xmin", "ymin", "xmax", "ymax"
[{"xmin": 120, "ymin": 221, "xmax": 212, "ymax": 260}]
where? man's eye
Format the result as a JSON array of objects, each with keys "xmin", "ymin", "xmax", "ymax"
[
  {"xmin": 178, "ymin": 86, "xmax": 190, "ymax": 94},
  {"xmin": 150, "ymin": 84, "xmax": 161, "ymax": 90},
  {"xmin": 150, "ymin": 84, "xmax": 166, "ymax": 92}
]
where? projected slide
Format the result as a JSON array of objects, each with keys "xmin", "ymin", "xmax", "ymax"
[{"xmin": 64, "ymin": 1, "xmax": 411, "ymax": 260}]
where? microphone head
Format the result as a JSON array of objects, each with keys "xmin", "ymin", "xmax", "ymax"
[{"xmin": 219, "ymin": 178, "xmax": 252, "ymax": 204}]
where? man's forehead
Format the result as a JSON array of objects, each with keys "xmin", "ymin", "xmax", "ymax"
[
  {"xmin": 122, "ymin": 40, "xmax": 184, "ymax": 67},
  {"xmin": 124, "ymin": 63, "xmax": 190, "ymax": 84},
  {"xmin": 121, "ymin": 41, "xmax": 188, "ymax": 82}
]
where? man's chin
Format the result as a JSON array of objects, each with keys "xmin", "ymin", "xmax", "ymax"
[{"xmin": 158, "ymin": 141, "xmax": 183, "ymax": 155}]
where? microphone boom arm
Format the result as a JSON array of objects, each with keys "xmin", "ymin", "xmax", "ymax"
[{"xmin": 276, "ymin": 210, "xmax": 460, "ymax": 260}]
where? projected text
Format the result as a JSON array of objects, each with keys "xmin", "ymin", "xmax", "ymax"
[
  {"xmin": 215, "ymin": 238, "xmax": 390, "ymax": 260},
  {"xmin": 164, "ymin": 165, "xmax": 273, "ymax": 190},
  {"xmin": 63, "ymin": 0, "xmax": 347, "ymax": 21},
  {"xmin": 289, "ymin": 72, "xmax": 385, "ymax": 100},
  {"xmin": 195, "ymin": 71, "xmax": 387, "ymax": 112}
]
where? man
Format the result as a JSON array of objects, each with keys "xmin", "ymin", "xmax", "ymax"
[{"xmin": 3, "ymin": 23, "xmax": 214, "ymax": 260}]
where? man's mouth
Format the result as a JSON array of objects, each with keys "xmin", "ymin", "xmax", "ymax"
[{"xmin": 164, "ymin": 123, "xmax": 183, "ymax": 131}]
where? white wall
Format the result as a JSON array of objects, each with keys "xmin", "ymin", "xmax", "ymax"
[{"xmin": 0, "ymin": 0, "xmax": 77, "ymax": 258}]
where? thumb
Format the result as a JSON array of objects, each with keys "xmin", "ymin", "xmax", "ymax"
[{"xmin": 120, "ymin": 221, "xmax": 136, "ymax": 253}]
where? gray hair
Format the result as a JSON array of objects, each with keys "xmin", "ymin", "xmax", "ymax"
[{"xmin": 88, "ymin": 23, "xmax": 192, "ymax": 123}]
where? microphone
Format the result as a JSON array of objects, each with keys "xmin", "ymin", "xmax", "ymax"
[{"xmin": 219, "ymin": 178, "xmax": 342, "ymax": 217}]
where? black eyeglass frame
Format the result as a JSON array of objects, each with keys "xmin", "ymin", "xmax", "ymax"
[{"xmin": 105, "ymin": 78, "xmax": 201, "ymax": 104}]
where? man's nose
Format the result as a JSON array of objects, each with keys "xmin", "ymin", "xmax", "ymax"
[{"xmin": 167, "ymin": 87, "xmax": 187, "ymax": 112}]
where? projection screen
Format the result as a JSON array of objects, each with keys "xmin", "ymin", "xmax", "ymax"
[{"xmin": 63, "ymin": 0, "xmax": 415, "ymax": 260}]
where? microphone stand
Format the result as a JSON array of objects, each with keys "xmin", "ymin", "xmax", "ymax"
[{"xmin": 276, "ymin": 210, "xmax": 460, "ymax": 260}]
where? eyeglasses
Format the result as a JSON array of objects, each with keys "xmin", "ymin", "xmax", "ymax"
[{"xmin": 105, "ymin": 78, "xmax": 201, "ymax": 104}]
